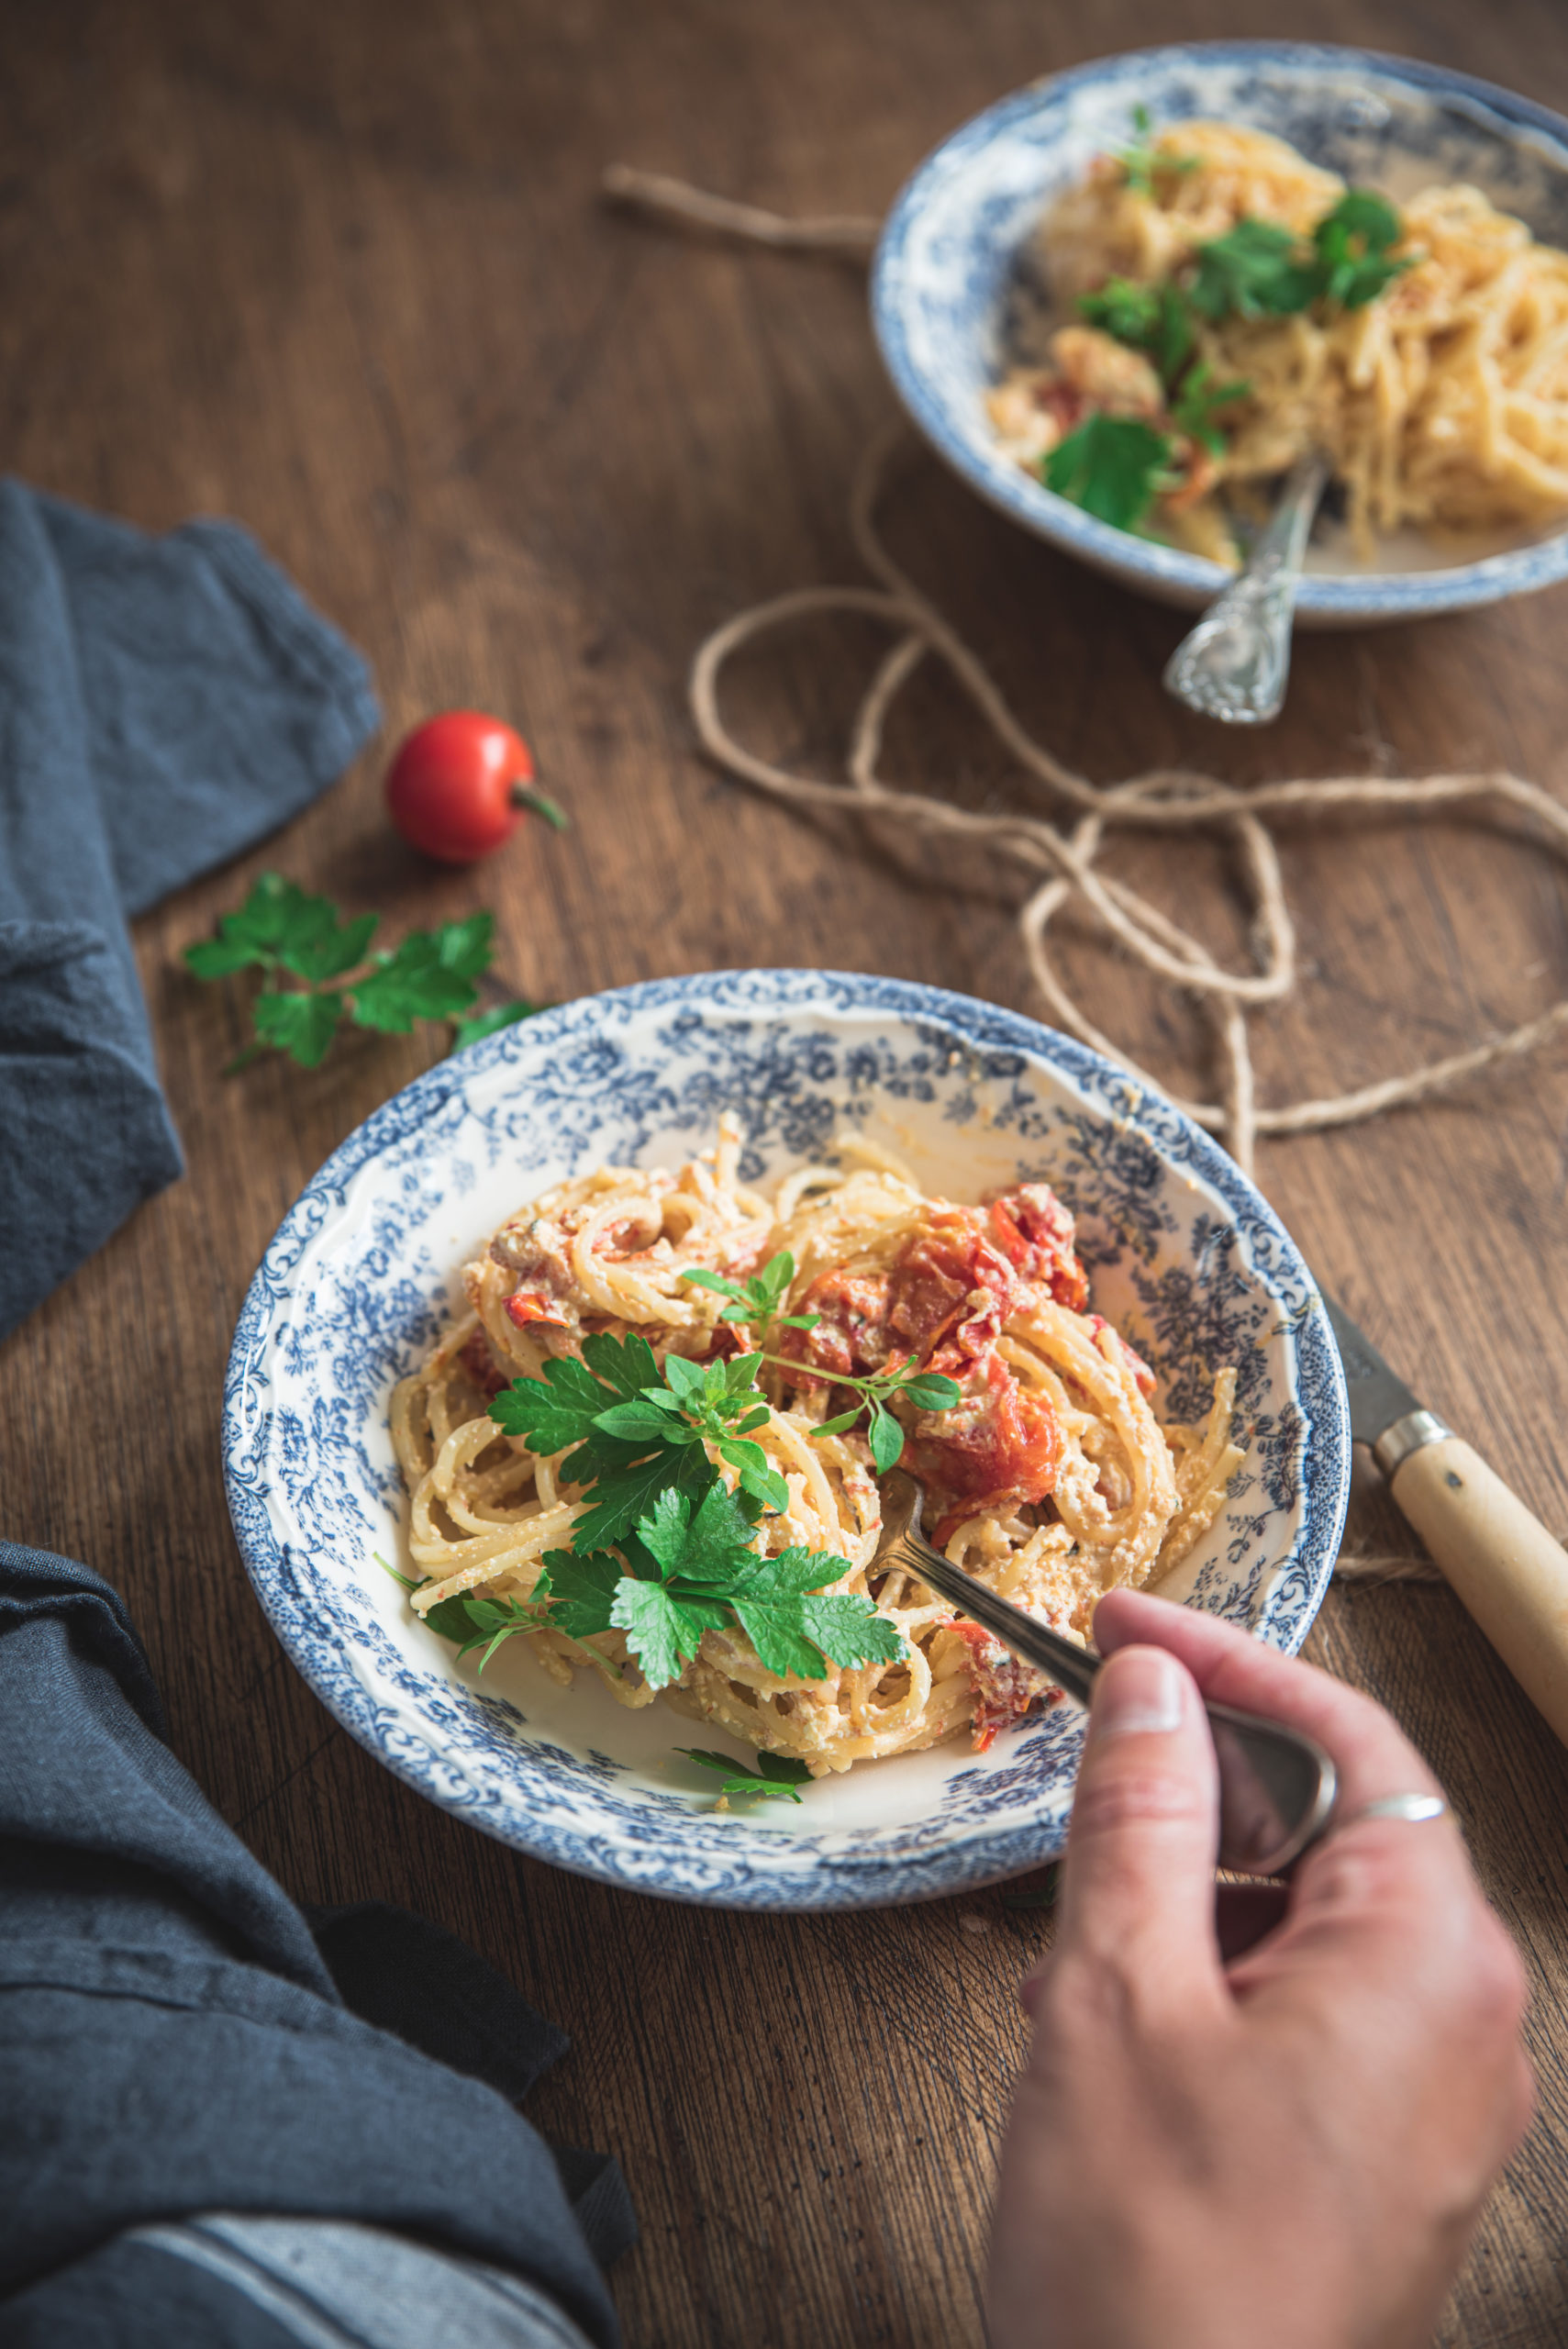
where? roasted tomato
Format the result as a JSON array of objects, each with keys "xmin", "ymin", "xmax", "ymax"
[
  {"xmin": 912, "ymin": 1353, "xmax": 1062, "ymax": 1522},
  {"xmin": 505, "ymin": 1290, "xmax": 568, "ymax": 1330},
  {"xmin": 949, "ymin": 1619, "xmax": 1061, "ymax": 1753},
  {"xmin": 985, "ymin": 1185, "xmax": 1089, "ymax": 1310}
]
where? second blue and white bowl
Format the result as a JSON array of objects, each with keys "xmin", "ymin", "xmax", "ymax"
[{"xmin": 872, "ymin": 42, "xmax": 1568, "ymax": 622}]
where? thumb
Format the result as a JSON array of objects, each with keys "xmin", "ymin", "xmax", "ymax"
[{"xmin": 1051, "ymin": 1642, "xmax": 1222, "ymax": 1998}]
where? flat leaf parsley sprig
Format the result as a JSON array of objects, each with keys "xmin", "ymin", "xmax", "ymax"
[
  {"xmin": 678, "ymin": 1249, "xmax": 962, "ymax": 1471},
  {"xmin": 675, "ymin": 1748, "xmax": 814, "ymax": 1804},
  {"xmin": 474, "ymin": 1331, "xmax": 914, "ymax": 1692},
  {"xmin": 184, "ymin": 872, "xmax": 542, "ymax": 1070},
  {"xmin": 1044, "ymin": 160, "xmax": 1410, "ymax": 534}
]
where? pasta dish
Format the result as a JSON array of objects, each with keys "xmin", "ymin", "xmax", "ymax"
[
  {"xmin": 391, "ymin": 1124, "xmax": 1241, "ymax": 1780},
  {"xmin": 987, "ymin": 117, "xmax": 1568, "ymax": 562}
]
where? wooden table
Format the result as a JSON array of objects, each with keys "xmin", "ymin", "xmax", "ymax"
[{"xmin": 5, "ymin": 2, "xmax": 1568, "ymax": 2340}]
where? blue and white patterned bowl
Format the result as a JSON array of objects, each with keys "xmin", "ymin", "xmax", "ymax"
[
  {"xmin": 223, "ymin": 971, "xmax": 1350, "ymax": 1910},
  {"xmin": 872, "ymin": 42, "xmax": 1568, "ymax": 624}
]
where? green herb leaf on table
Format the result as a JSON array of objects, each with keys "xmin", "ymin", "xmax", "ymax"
[
  {"xmin": 350, "ymin": 914, "xmax": 495, "ymax": 1033},
  {"xmin": 183, "ymin": 873, "xmax": 379, "ymax": 983},
  {"xmin": 675, "ymin": 1748, "xmax": 813, "ymax": 1804},
  {"xmin": 251, "ymin": 988, "xmax": 346, "ymax": 1069},
  {"xmin": 186, "ymin": 878, "xmax": 534, "ymax": 1071},
  {"xmin": 1043, "ymin": 416, "xmax": 1173, "ymax": 533}
]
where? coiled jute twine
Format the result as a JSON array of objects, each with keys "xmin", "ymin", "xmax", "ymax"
[{"xmin": 608, "ymin": 168, "xmax": 1568, "ymax": 1580}]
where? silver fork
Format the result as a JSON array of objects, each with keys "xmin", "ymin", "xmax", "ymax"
[
  {"xmin": 874, "ymin": 1467, "xmax": 1336, "ymax": 1875},
  {"xmin": 1162, "ymin": 451, "xmax": 1329, "ymax": 726}
]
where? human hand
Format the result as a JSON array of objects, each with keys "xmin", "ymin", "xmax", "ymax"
[{"xmin": 986, "ymin": 1589, "xmax": 1532, "ymax": 2349}]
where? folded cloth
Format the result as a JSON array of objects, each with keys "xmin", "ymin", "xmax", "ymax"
[
  {"xmin": 0, "ymin": 481, "xmax": 380, "ymax": 1343},
  {"xmin": 0, "ymin": 1541, "xmax": 631, "ymax": 2346}
]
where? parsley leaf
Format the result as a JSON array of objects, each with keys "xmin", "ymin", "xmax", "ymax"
[
  {"xmin": 483, "ymin": 1327, "xmax": 934, "ymax": 1693},
  {"xmin": 422, "ymin": 1593, "xmax": 484, "ymax": 1642},
  {"xmin": 799, "ymin": 1589, "xmax": 908, "ymax": 1669},
  {"xmin": 679, "ymin": 1250, "xmax": 821, "ymax": 1344},
  {"xmin": 1313, "ymin": 188, "xmax": 1408, "ymax": 308},
  {"xmin": 612, "ymin": 1577, "xmax": 726, "ymax": 1688},
  {"xmin": 491, "ymin": 1352, "xmax": 617, "ymax": 1453},
  {"xmin": 675, "ymin": 1747, "xmax": 813, "ymax": 1803},
  {"xmin": 638, "ymin": 1482, "xmax": 761, "ymax": 1589},
  {"xmin": 1044, "ymin": 416, "xmax": 1173, "ymax": 532},
  {"xmin": 534, "ymin": 1547, "xmax": 621, "ymax": 1639},
  {"xmin": 185, "ymin": 877, "xmax": 537, "ymax": 1072},
  {"xmin": 1078, "ymin": 276, "xmax": 1195, "ymax": 385},
  {"xmin": 350, "ymin": 917, "xmax": 494, "ymax": 1033},
  {"xmin": 1171, "ymin": 361, "xmax": 1252, "ymax": 454},
  {"xmin": 582, "ymin": 1329, "xmax": 663, "ymax": 1398},
  {"xmin": 1116, "ymin": 105, "xmax": 1200, "ymax": 201},
  {"xmin": 251, "ymin": 988, "xmax": 345, "ymax": 1068},
  {"xmin": 571, "ymin": 1435, "xmax": 715, "ymax": 1554},
  {"xmin": 1190, "ymin": 217, "xmax": 1318, "ymax": 321},
  {"xmin": 453, "ymin": 1592, "xmax": 553, "ymax": 1668},
  {"xmin": 184, "ymin": 874, "xmax": 379, "ymax": 983}
]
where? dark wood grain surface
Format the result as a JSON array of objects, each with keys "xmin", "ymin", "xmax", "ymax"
[{"xmin": 4, "ymin": 3, "xmax": 1568, "ymax": 2342}]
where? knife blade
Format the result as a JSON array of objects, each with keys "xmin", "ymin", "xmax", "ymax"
[
  {"xmin": 1322, "ymin": 1293, "xmax": 1453, "ymax": 1477},
  {"xmin": 1323, "ymin": 1287, "xmax": 1568, "ymax": 1748}
]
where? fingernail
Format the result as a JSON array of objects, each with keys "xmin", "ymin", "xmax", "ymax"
[{"xmin": 1092, "ymin": 1647, "xmax": 1184, "ymax": 1740}]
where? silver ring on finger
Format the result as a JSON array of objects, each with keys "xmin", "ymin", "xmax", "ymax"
[{"xmin": 1332, "ymin": 1792, "xmax": 1449, "ymax": 1832}]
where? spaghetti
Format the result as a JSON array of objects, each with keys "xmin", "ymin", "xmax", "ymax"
[
  {"xmin": 988, "ymin": 120, "xmax": 1568, "ymax": 560},
  {"xmin": 392, "ymin": 1123, "xmax": 1242, "ymax": 1777}
]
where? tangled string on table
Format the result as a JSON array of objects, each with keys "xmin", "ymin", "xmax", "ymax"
[{"xmin": 608, "ymin": 164, "xmax": 1568, "ymax": 1180}]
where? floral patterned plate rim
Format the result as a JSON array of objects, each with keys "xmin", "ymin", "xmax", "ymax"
[{"xmin": 222, "ymin": 969, "xmax": 1351, "ymax": 1910}]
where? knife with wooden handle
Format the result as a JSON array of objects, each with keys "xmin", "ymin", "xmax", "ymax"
[{"xmin": 1325, "ymin": 1292, "xmax": 1568, "ymax": 1745}]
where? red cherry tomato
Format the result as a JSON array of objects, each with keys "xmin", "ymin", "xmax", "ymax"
[{"xmin": 384, "ymin": 711, "xmax": 566, "ymax": 864}]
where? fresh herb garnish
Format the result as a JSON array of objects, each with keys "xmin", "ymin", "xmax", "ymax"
[
  {"xmin": 185, "ymin": 874, "xmax": 546, "ymax": 1071},
  {"xmin": 1170, "ymin": 360, "xmax": 1252, "ymax": 453},
  {"xmin": 676, "ymin": 1747, "xmax": 814, "ymax": 1804},
  {"xmin": 1055, "ymin": 184, "xmax": 1407, "ymax": 526},
  {"xmin": 375, "ymin": 1553, "xmax": 558, "ymax": 1665},
  {"xmin": 678, "ymin": 1249, "xmax": 821, "ymax": 1345},
  {"xmin": 1044, "ymin": 415, "xmax": 1173, "ymax": 532},
  {"xmin": 1116, "ymin": 104, "xmax": 1200, "ymax": 200},
  {"xmin": 681, "ymin": 1249, "xmax": 963, "ymax": 1468},
  {"xmin": 1190, "ymin": 217, "xmax": 1318, "ymax": 321},
  {"xmin": 1190, "ymin": 191, "xmax": 1407, "ymax": 322},
  {"xmin": 1077, "ymin": 275, "xmax": 1195, "ymax": 385},
  {"xmin": 780, "ymin": 1358, "xmax": 963, "ymax": 1473},
  {"xmin": 480, "ymin": 1331, "xmax": 914, "ymax": 1689},
  {"xmin": 1311, "ymin": 188, "xmax": 1407, "ymax": 308}
]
